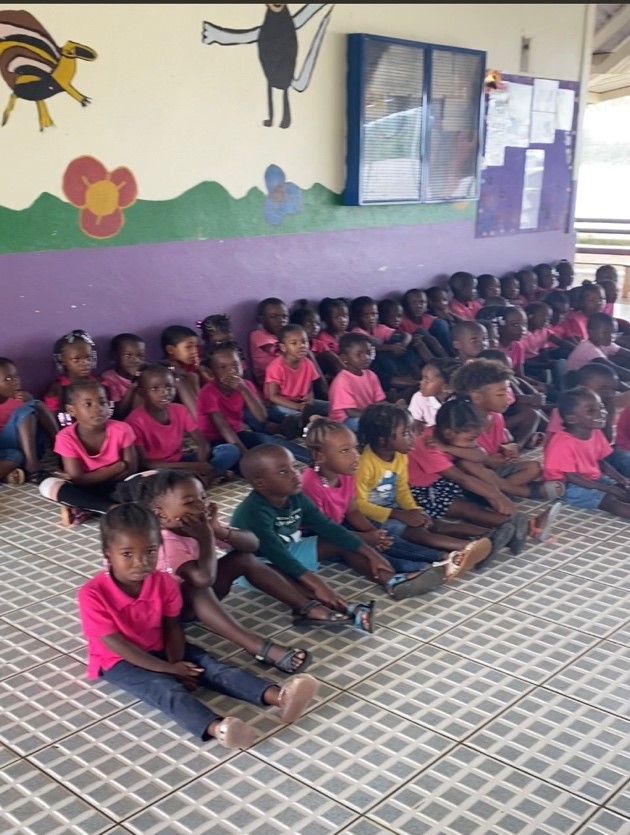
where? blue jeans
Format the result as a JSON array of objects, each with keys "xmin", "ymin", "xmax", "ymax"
[
  {"xmin": 343, "ymin": 417, "xmax": 360, "ymax": 433},
  {"xmin": 101, "ymin": 642, "xmax": 272, "ymax": 740},
  {"xmin": 345, "ymin": 520, "xmax": 443, "ymax": 573},
  {"xmin": 0, "ymin": 400, "xmax": 43, "ymax": 465},
  {"xmin": 428, "ymin": 318, "xmax": 453, "ymax": 355},
  {"xmin": 561, "ymin": 476, "xmax": 614, "ymax": 510},
  {"xmin": 208, "ymin": 442, "xmax": 241, "ymax": 474},
  {"xmin": 606, "ymin": 448, "xmax": 630, "ymax": 478}
]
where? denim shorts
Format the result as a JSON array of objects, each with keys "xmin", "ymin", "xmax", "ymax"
[
  {"xmin": 561, "ymin": 476, "xmax": 614, "ymax": 510},
  {"xmin": 235, "ymin": 536, "xmax": 319, "ymax": 588},
  {"xmin": 0, "ymin": 400, "xmax": 41, "ymax": 465},
  {"xmin": 495, "ymin": 462, "xmax": 521, "ymax": 478}
]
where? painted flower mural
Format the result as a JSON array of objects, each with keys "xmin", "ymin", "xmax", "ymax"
[
  {"xmin": 62, "ymin": 156, "xmax": 137, "ymax": 239},
  {"xmin": 263, "ymin": 164, "xmax": 302, "ymax": 226}
]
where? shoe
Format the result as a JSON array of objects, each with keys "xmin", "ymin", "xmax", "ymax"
[
  {"xmin": 530, "ymin": 501, "xmax": 562, "ymax": 542},
  {"xmin": 485, "ymin": 521, "xmax": 516, "ymax": 564},
  {"xmin": 509, "ymin": 512, "xmax": 529, "ymax": 555}
]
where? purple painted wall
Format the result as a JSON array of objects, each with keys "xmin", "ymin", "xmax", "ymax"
[{"xmin": 2, "ymin": 219, "xmax": 574, "ymax": 396}]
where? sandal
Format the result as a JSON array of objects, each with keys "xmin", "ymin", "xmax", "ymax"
[
  {"xmin": 59, "ymin": 505, "xmax": 94, "ymax": 527},
  {"xmin": 486, "ymin": 521, "xmax": 516, "ymax": 563},
  {"xmin": 214, "ymin": 716, "xmax": 257, "ymax": 750},
  {"xmin": 385, "ymin": 564, "xmax": 444, "ymax": 600},
  {"xmin": 277, "ymin": 673, "xmax": 319, "ymax": 724},
  {"xmin": 529, "ymin": 501, "xmax": 562, "ymax": 542},
  {"xmin": 291, "ymin": 599, "xmax": 352, "ymax": 630},
  {"xmin": 3, "ymin": 468, "xmax": 25, "ymax": 485},
  {"xmin": 434, "ymin": 537, "xmax": 492, "ymax": 581},
  {"xmin": 346, "ymin": 600, "xmax": 375, "ymax": 634},
  {"xmin": 531, "ymin": 480, "xmax": 565, "ymax": 501},
  {"xmin": 508, "ymin": 512, "xmax": 529, "ymax": 556},
  {"xmin": 254, "ymin": 639, "xmax": 312, "ymax": 675}
]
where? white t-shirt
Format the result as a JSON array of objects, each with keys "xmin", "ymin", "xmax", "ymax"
[{"xmin": 408, "ymin": 393, "xmax": 441, "ymax": 427}]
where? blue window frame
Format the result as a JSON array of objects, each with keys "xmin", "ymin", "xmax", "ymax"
[{"xmin": 345, "ymin": 33, "xmax": 486, "ymax": 206}]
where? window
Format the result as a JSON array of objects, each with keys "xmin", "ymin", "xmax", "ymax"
[{"xmin": 344, "ymin": 34, "xmax": 486, "ymax": 205}]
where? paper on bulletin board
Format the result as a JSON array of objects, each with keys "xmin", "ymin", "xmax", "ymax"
[
  {"xmin": 505, "ymin": 82, "xmax": 532, "ymax": 147},
  {"xmin": 555, "ymin": 88, "xmax": 575, "ymax": 131},
  {"xmin": 532, "ymin": 78, "xmax": 558, "ymax": 113},
  {"xmin": 520, "ymin": 148, "xmax": 545, "ymax": 229},
  {"xmin": 530, "ymin": 110, "xmax": 556, "ymax": 144},
  {"xmin": 484, "ymin": 90, "xmax": 509, "ymax": 166}
]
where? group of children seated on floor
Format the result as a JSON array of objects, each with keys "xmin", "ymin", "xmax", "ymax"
[{"xmin": 2, "ymin": 257, "xmax": 630, "ymax": 749}]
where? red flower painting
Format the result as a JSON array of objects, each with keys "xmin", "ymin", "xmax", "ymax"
[{"xmin": 62, "ymin": 156, "xmax": 137, "ymax": 239}]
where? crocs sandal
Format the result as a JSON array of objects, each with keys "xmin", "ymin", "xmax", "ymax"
[
  {"xmin": 291, "ymin": 599, "xmax": 352, "ymax": 630},
  {"xmin": 385, "ymin": 565, "xmax": 444, "ymax": 600},
  {"xmin": 277, "ymin": 673, "xmax": 320, "ymax": 724},
  {"xmin": 346, "ymin": 600, "xmax": 375, "ymax": 634},
  {"xmin": 529, "ymin": 501, "xmax": 562, "ymax": 542},
  {"xmin": 434, "ymin": 537, "xmax": 492, "ymax": 581},
  {"xmin": 508, "ymin": 512, "xmax": 529, "ymax": 555},
  {"xmin": 214, "ymin": 716, "xmax": 257, "ymax": 750},
  {"xmin": 254, "ymin": 638, "xmax": 312, "ymax": 675},
  {"xmin": 3, "ymin": 468, "xmax": 25, "ymax": 485}
]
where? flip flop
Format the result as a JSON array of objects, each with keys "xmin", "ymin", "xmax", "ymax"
[
  {"xmin": 277, "ymin": 673, "xmax": 320, "ymax": 724},
  {"xmin": 3, "ymin": 468, "xmax": 25, "ymax": 485},
  {"xmin": 385, "ymin": 565, "xmax": 444, "ymax": 600},
  {"xmin": 530, "ymin": 501, "xmax": 562, "ymax": 542},
  {"xmin": 214, "ymin": 716, "xmax": 257, "ymax": 750}
]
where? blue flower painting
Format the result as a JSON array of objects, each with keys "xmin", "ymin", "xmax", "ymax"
[{"xmin": 263, "ymin": 164, "xmax": 302, "ymax": 225}]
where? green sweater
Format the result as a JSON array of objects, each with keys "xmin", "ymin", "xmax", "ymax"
[{"xmin": 231, "ymin": 490, "xmax": 362, "ymax": 578}]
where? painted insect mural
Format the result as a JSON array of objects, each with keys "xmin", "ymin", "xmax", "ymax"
[{"xmin": 0, "ymin": 10, "xmax": 96, "ymax": 131}]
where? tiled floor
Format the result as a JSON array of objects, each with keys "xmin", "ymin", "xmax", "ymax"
[{"xmin": 0, "ymin": 473, "xmax": 629, "ymax": 835}]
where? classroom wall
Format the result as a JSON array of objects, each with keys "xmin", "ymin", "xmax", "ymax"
[{"xmin": 0, "ymin": 4, "xmax": 588, "ymax": 393}]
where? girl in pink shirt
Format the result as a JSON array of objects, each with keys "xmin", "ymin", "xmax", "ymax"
[
  {"xmin": 126, "ymin": 364, "xmax": 237, "ymax": 483},
  {"xmin": 100, "ymin": 333, "xmax": 145, "ymax": 420},
  {"xmin": 78, "ymin": 503, "xmax": 318, "ymax": 748},
  {"xmin": 43, "ymin": 329, "xmax": 104, "ymax": 424},
  {"xmin": 447, "ymin": 272, "xmax": 483, "ymax": 320},
  {"xmin": 516, "ymin": 269, "xmax": 538, "ymax": 306},
  {"xmin": 248, "ymin": 297, "xmax": 289, "ymax": 388},
  {"xmin": 543, "ymin": 386, "xmax": 630, "ymax": 518},
  {"xmin": 264, "ymin": 324, "xmax": 328, "ymax": 437},
  {"xmin": 39, "ymin": 380, "xmax": 137, "ymax": 526},
  {"xmin": 564, "ymin": 282, "xmax": 605, "ymax": 340},
  {"xmin": 328, "ymin": 333, "xmax": 386, "ymax": 432}
]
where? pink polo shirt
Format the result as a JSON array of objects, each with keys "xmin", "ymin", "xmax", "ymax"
[
  {"xmin": 522, "ymin": 329, "xmax": 551, "ymax": 360},
  {"xmin": 408, "ymin": 427, "xmax": 454, "ymax": 487},
  {"xmin": 249, "ymin": 328, "xmax": 279, "ymax": 386},
  {"xmin": 566, "ymin": 340, "xmax": 620, "ymax": 373},
  {"xmin": 197, "ymin": 378, "xmax": 258, "ymax": 442},
  {"xmin": 476, "ymin": 411, "xmax": 508, "ymax": 455},
  {"xmin": 542, "ymin": 429, "xmax": 612, "ymax": 482},
  {"xmin": 615, "ymin": 406, "xmax": 630, "ymax": 451},
  {"xmin": 351, "ymin": 324, "xmax": 395, "ymax": 343},
  {"xmin": 125, "ymin": 403, "xmax": 195, "ymax": 462},
  {"xmin": 77, "ymin": 570, "xmax": 182, "ymax": 678},
  {"xmin": 564, "ymin": 311, "xmax": 589, "ymax": 341},
  {"xmin": 264, "ymin": 355, "xmax": 320, "ymax": 401},
  {"xmin": 501, "ymin": 339, "xmax": 526, "ymax": 370},
  {"xmin": 448, "ymin": 299, "xmax": 483, "ymax": 320},
  {"xmin": 301, "ymin": 467, "xmax": 354, "ymax": 525},
  {"xmin": 54, "ymin": 420, "xmax": 135, "ymax": 471},
  {"xmin": 314, "ymin": 331, "xmax": 343, "ymax": 354},
  {"xmin": 328, "ymin": 368, "xmax": 386, "ymax": 422},
  {"xmin": 158, "ymin": 528, "xmax": 198, "ymax": 581},
  {"xmin": 400, "ymin": 314, "xmax": 435, "ymax": 334},
  {"xmin": 100, "ymin": 369, "xmax": 133, "ymax": 403}
]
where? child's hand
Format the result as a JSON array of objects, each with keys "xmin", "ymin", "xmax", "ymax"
[
  {"xmin": 390, "ymin": 342, "xmax": 406, "ymax": 355},
  {"xmin": 396, "ymin": 508, "xmax": 432, "ymax": 528},
  {"xmin": 499, "ymin": 443, "xmax": 520, "ymax": 461},
  {"xmin": 170, "ymin": 661, "xmax": 203, "ymax": 690},
  {"xmin": 221, "ymin": 373, "xmax": 244, "ymax": 391},
  {"xmin": 178, "ymin": 511, "xmax": 212, "ymax": 542},
  {"xmin": 359, "ymin": 529, "xmax": 393, "ymax": 551}
]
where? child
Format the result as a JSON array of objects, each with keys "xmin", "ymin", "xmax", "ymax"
[
  {"xmin": 232, "ymin": 443, "xmax": 447, "ymax": 601},
  {"xmin": 555, "ymin": 260, "xmax": 574, "ymax": 290},
  {"xmin": 398, "ymin": 288, "xmax": 451, "ymax": 355},
  {"xmin": 448, "ymin": 271, "xmax": 483, "ymax": 320},
  {"xmin": 452, "ymin": 321, "xmax": 490, "ymax": 362},
  {"xmin": 125, "ymin": 364, "xmax": 236, "ymax": 482},
  {"xmin": 121, "ymin": 470, "xmax": 369, "ymax": 658},
  {"xmin": 328, "ymin": 333, "xmax": 386, "ymax": 432},
  {"xmin": 533, "ymin": 263, "xmax": 556, "ymax": 298},
  {"xmin": 77, "ymin": 503, "xmax": 319, "ymax": 749},
  {"xmin": 516, "ymin": 269, "xmax": 538, "ymax": 306},
  {"xmin": 39, "ymin": 380, "xmax": 137, "ymax": 525},
  {"xmin": 408, "ymin": 397, "xmax": 539, "ymax": 554},
  {"xmin": 44, "ymin": 329, "xmax": 101, "ymax": 422},
  {"xmin": 496, "ymin": 305, "xmax": 528, "ymax": 376},
  {"xmin": 426, "ymin": 286, "xmax": 462, "ymax": 325},
  {"xmin": 288, "ymin": 302, "xmax": 329, "ymax": 398},
  {"xmin": 302, "ymin": 418, "xmax": 485, "ymax": 586},
  {"xmin": 249, "ymin": 297, "xmax": 289, "ymax": 389},
  {"xmin": 355, "ymin": 402, "xmax": 492, "ymax": 567},
  {"xmin": 500, "ymin": 273, "xmax": 521, "ymax": 306},
  {"xmin": 0, "ymin": 356, "xmax": 58, "ymax": 484},
  {"xmin": 264, "ymin": 324, "xmax": 328, "ymax": 438},
  {"xmin": 198, "ymin": 313, "xmax": 234, "ymax": 348},
  {"xmin": 450, "ymin": 360, "xmax": 559, "ymax": 500},
  {"xmin": 565, "ymin": 312, "xmax": 628, "ymax": 376},
  {"xmin": 543, "ymin": 386, "xmax": 630, "ymax": 519},
  {"xmin": 349, "ymin": 295, "xmax": 417, "ymax": 395},
  {"xmin": 159, "ymin": 325, "xmax": 203, "ymax": 417},
  {"xmin": 476, "ymin": 274, "xmax": 502, "ymax": 304},
  {"xmin": 100, "ymin": 333, "xmax": 145, "ymax": 420},
  {"xmin": 564, "ymin": 282, "xmax": 605, "ymax": 340},
  {"xmin": 408, "ymin": 358, "xmax": 461, "ymax": 431}
]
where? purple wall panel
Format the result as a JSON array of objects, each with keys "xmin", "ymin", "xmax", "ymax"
[{"xmin": 2, "ymin": 220, "xmax": 573, "ymax": 395}]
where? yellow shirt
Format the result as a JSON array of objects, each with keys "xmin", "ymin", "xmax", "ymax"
[{"xmin": 355, "ymin": 446, "xmax": 419, "ymax": 524}]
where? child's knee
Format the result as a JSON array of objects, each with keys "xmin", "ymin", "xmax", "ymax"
[
  {"xmin": 221, "ymin": 550, "xmax": 257, "ymax": 572},
  {"xmin": 39, "ymin": 476, "xmax": 65, "ymax": 502},
  {"xmin": 525, "ymin": 460, "xmax": 541, "ymax": 478}
]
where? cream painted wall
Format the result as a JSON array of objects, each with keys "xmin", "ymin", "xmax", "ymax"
[{"xmin": 0, "ymin": 3, "xmax": 588, "ymax": 209}]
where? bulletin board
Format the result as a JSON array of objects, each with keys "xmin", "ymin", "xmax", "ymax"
[{"xmin": 475, "ymin": 74, "xmax": 579, "ymax": 238}]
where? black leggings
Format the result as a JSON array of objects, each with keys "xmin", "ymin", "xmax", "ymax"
[{"xmin": 56, "ymin": 480, "xmax": 119, "ymax": 514}]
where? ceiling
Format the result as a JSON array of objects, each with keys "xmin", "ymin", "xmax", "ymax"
[{"xmin": 590, "ymin": 4, "xmax": 630, "ymax": 101}]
